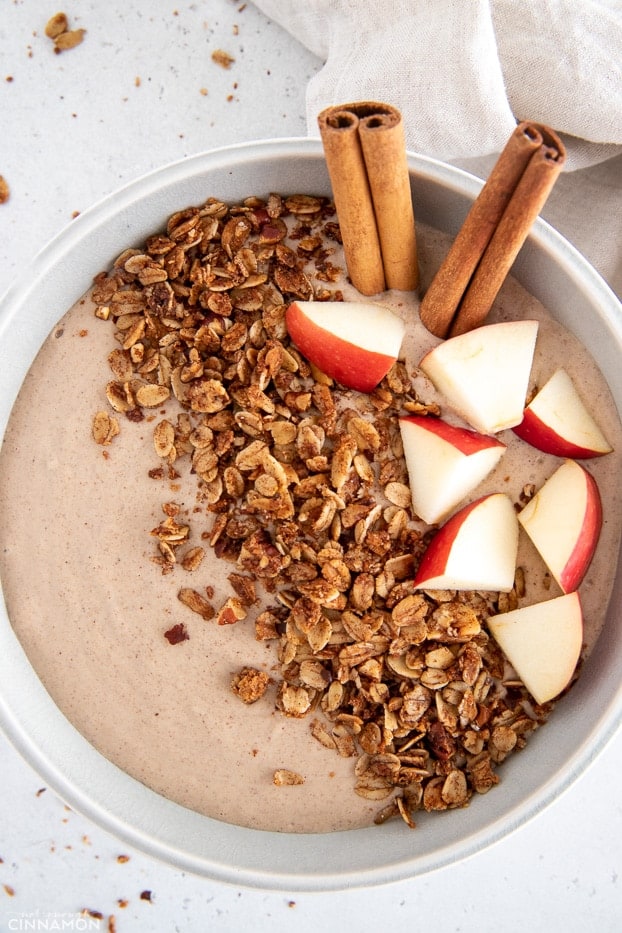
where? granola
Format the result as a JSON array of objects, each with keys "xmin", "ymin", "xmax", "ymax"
[
  {"xmin": 91, "ymin": 191, "xmax": 555, "ymax": 829},
  {"xmin": 45, "ymin": 12, "xmax": 85, "ymax": 53},
  {"xmin": 273, "ymin": 769, "xmax": 305, "ymax": 786}
]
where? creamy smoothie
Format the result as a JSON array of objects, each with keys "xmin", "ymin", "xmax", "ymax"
[{"xmin": 0, "ymin": 196, "xmax": 620, "ymax": 833}]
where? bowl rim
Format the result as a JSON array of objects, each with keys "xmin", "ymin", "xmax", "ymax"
[{"xmin": 1, "ymin": 137, "xmax": 622, "ymax": 892}]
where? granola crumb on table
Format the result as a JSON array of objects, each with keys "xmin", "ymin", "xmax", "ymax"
[
  {"xmin": 44, "ymin": 12, "xmax": 86, "ymax": 53},
  {"xmin": 91, "ymin": 192, "xmax": 551, "ymax": 830}
]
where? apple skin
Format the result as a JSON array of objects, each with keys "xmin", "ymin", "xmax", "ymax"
[
  {"xmin": 513, "ymin": 368, "xmax": 612, "ymax": 458},
  {"xmin": 419, "ymin": 320, "xmax": 538, "ymax": 434},
  {"xmin": 518, "ymin": 459, "xmax": 603, "ymax": 593},
  {"xmin": 285, "ymin": 300, "xmax": 405, "ymax": 393},
  {"xmin": 488, "ymin": 591, "xmax": 583, "ymax": 705},
  {"xmin": 399, "ymin": 415, "xmax": 506, "ymax": 524},
  {"xmin": 413, "ymin": 492, "xmax": 519, "ymax": 592}
]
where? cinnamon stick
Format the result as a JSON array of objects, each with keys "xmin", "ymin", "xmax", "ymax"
[
  {"xmin": 449, "ymin": 141, "xmax": 565, "ymax": 336},
  {"xmin": 358, "ymin": 109, "xmax": 419, "ymax": 291},
  {"xmin": 318, "ymin": 105, "xmax": 384, "ymax": 296},
  {"xmin": 419, "ymin": 122, "xmax": 565, "ymax": 338},
  {"xmin": 318, "ymin": 102, "xmax": 418, "ymax": 296}
]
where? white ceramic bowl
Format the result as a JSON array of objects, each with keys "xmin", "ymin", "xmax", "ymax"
[{"xmin": 1, "ymin": 139, "xmax": 622, "ymax": 892}]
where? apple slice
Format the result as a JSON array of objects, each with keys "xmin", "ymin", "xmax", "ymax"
[
  {"xmin": 419, "ymin": 320, "xmax": 539, "ymax": 434},
  {"xmin": 413, "ymin": 492, "xmax": 518, "ymax": 592},
  {"xmin": 518, "ymin": 459, "xmax": 602, "ymax": 593},
  {"xmin": 513, "ymin": 367, "xmax": 612, "ymax": 458},
  {"xmin": 488, "ymin": 592, "xmax": 583, "ymax": 705},
  {"xmin": 399, "ymin": 415, "xmax": 506, "ymax": 524},
  {"xmin": 285, "ymin": 300, "xmax": 405, "ymax": 393}
]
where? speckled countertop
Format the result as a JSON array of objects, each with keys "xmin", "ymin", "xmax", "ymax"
[{"xmin": 1, "ymin": 2, "xmax": 621, "ymax": 930}]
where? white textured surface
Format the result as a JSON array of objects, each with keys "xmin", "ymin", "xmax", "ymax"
[
  {"xmin": 253, "ymin": 0, "xmax": 622, "ymax": 169},
  {"xmin": 1, "ymin": 1, "xmax": 621, "ymax": 929}
]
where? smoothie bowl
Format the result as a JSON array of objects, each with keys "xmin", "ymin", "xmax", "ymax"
[{"xmin": 0, "ymin": 138, "xmax": 621, "ymax": 891}]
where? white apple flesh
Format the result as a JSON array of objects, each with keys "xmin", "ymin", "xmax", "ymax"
[
  {"xmin": 513, "ymin": 367, "xmax": 612, "ymax": 458},
  {"xmin": 488, "ymin": 591, "xmax": 583, "ymax": 705},
  {"xmin": 285, "ymin": 300, "xmax": 406, "ymax": 393},
  {"xmin": 419, "ymin": 320, "xmax": 539, "ymax": 434},
  {"xmin": 518, "ymin": 459, "xmax": 602, "ymax": 593},
  {"xmin": 413, "ymin": 492, "xmax": 519, "ymax": 592},
  {"xmin": 399, "ymin": 415, "xmax": 506, "ymax": 524}
]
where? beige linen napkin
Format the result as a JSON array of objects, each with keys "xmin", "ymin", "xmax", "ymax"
[{"xmin": 253, "ymin": 0, "xmax": 622, "ymax": 170}]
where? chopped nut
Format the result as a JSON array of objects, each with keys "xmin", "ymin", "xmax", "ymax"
[
  {"xmin": 255, "ymin": 609, "xmax": 280, "ymax": 640},
  {"xmin": 227, "ymin": 572, "xmax": 257, "ymax": 606},
  {"xmin": 216, "ymin": 597, "xmax": 247, "ymax": 626},
  {"xmin": 177, "ymin": 587, "xmax": 214, "ymax": 621},
  {"xmin": 0, "ymin": 175, "xmax": 9, "ymax": 204},
  {"xmin": 273, "ymin": 769, "xmax": 305, "ymax": 786}
]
